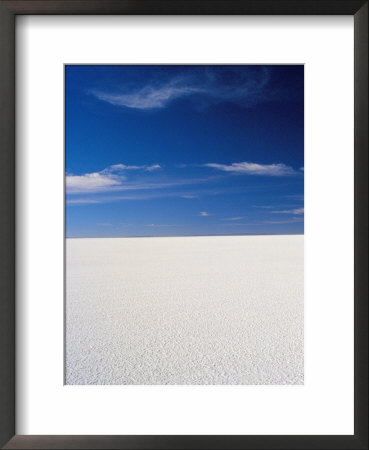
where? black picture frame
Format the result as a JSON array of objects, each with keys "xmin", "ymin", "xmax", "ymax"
[{"xmin": 0, "ymin": 1, "xmax": 367, "ymax": 449}]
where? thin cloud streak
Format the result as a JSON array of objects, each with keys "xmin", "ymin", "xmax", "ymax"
[
  {"xmin": 67, "ymin": 191, "xmax": 187, "ymax": 205},
  {"xmin": 264, "ymin": 218, "xmax": 304, "ymax": 224},
  {"xmin": 204, "ymin": 162, "xmax": 298, "ymax": 176},
  {"xmin": 66, "ymin": 185, "xmax": 223, "ymax": 205},
  {"xmin": 107, "ymin": 163, "xmax": 161, "ymax": 172},
  {"xmin": 220, "ymin": 222, "xmax": 255, "ymax": 226},
  {"xmin": 67, "ymin": 198, "xmax": 103, "ymax": 205},
  {"xmin": 145, "ymin": 224, "xmax": 179, "ymax": 227},
  {"xmin": 272, "ymin": 207, "xmax": 304, "ymax": 215},
  {"xmin": 67, "ymin": 177, "xmax": 215, "ymax": 195}
]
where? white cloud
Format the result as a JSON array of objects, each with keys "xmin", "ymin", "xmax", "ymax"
[
  {"xmin": 108, "ymin": 164, "xmax": 140, "ymax": 171},
  {"xmin": 200, "ymin": 211, "xmax": 210, "ymax": 217},
  {"xmin": 145, "ymin": 164, "xmax": 161, "ymax": 172},
  {"xmin": 66, "ymin": 172, "xmax": 122, "ymax": 194},
  {"xmin": 204, "ymin": 162, "xmax": 297, "ymax": 176},
  {"xmin": 224, "ymin": 217, "xmax": 243, "ymax": 221},
  {"xmin": 272, "ymin": 207, "xmax": 304, "ymax": 215},
  {"xmin": 293, "ymin": 207, "xmax": 305, "ymax": 215},
  {"xmin": 66, "ymin": 163, "xmax": 162, "ymax": 194}
]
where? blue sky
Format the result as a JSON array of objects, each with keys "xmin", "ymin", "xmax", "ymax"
[{"xmin": 65, "ymin": 65, "xmax": 304, "ymax": 237}]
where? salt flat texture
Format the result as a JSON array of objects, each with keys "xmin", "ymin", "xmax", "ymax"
[{"xmin": 66, "ymin": 235, "xmax": 303, "ymax": 385}]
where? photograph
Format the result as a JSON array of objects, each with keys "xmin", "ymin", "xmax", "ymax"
[{"xmin": 65, "ymin": 64, "xmax": 304, "ymax": 385}]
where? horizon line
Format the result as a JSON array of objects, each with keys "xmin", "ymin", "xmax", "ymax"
[{"xmin": 66, "ymin": 232, "xmax": 304, "ymax": 239}]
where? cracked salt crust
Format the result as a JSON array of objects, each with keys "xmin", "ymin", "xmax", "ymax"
[{"xmin": 66, "ymin": 235, "xmax": 303, "ymax": 385}]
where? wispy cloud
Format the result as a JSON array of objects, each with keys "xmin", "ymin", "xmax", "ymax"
[
  {"xmin": 67, "ymin": 191, "xmax": 179, "ymax": 205},
  {"xmin": 108, "ymin": 163, "xmax": 161, "ymax": 172},
  {"xmin": 220, "ymin": 222, "xmax": 255, "ymax": 226},
  {"xmin": 181, "ymin": 194, "xmax": 198, "ymax": 199},
  {"xmin": 67, "ymin": 198, "xmax": 103, "ymax": 205},
  {"xmin": 264, "ymin": 218, "xmax": 304, "ymax": 224},
  {"xmin": 92, "ymin": 83, "xmax": 199, "ymax": 110},
  {"xmin": 145, "ymin": 223, "xmax": 178, "ymax": 227},
  {"xmin": 271, "ymin": 207, "xmax": 304, "ymax": 215},
  {"xmin": 283, "ymin": 194, "xmax": 304, "ymax": 200},
  {"xmin": 204, "ymin": 162, "xmax": 297, "ymax": 176},
  {"xmin": 66, "ymin": 185, "xmax": 231, "ymax": 205},
  {"xmin": 90, "ymin": 66, "xmax": 272, "ymax": 110},
  {"xmin": 224, "ymin": 217, "xmax": 244, "ymax": 221},
  {"xmin": 200, "ymin": 211, "xmax": 210, "ymax": 217}
]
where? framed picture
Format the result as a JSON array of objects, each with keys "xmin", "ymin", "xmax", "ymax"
[{"xmin": 0, "ymin": 1, "xmax": 367, "ymax": 449}]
